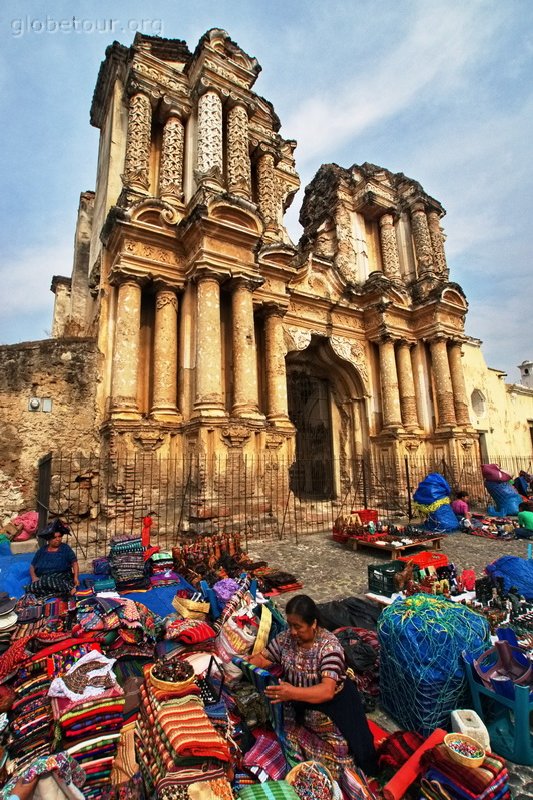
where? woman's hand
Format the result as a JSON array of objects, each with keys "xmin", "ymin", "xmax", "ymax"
[{"xmin": 265, "ymin": 680, "xmax": 293, "ymax": 704}]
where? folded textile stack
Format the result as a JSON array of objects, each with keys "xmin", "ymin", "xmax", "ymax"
[
  {"xmin": 149, "ymin": 551, "xmax": 183, "ymax": 586},
  {"xmin": 49, "ymin": 650, "xmax": 126, "ymax": 799},
  {"xmin": 7, "ymin": 669, "xmax": 54, "ymax": 769},
  {"xmin": 0, "ymin": 596, "xmax": 17, "ymax": 654},
  {"xmin": 109, "ymin": 535, "xmax": 150, "ymax": 592},
  {"xmin": 420, "ymin": 743, "xmax": 510, "ymax": 800},
  {"xmin": 135, "ymin": 663, "xmax": 231, "ymax": 795},
  {"xmin": 76, "ymin": 595, "xmax": 162, "ymax": 659}
]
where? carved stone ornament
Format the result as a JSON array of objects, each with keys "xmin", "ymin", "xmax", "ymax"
[
  {"xmin": 334, "ymin": 204, "xmax": 358, "ymax": 284},
  {"xmin": 411, "ymin": 208, "xmax": 434, "ymax": 273},
  {"xmin": 257, "ymin": 152, "xmax": 278, "ymax": 229},
  {"xmin": 159, "ymin": 115, "xmax": 184, "ymax": 200},
  {"xmin": 227, "ymin": 103, "xmax": 252, "ymax": 198},
  {"xmin": 265, "ymin": 432, "xmax": 285, "ymax": 450},
  {"xmin": 330, "ymin": 336, "xmax": 369, "ymax": 385},
  {"xmin": 132, "ymin": 59, "xmax": 188, "ymax": 97},
  {"xmin": 427, "ymin": 211, "xmax": 448, "ymax": 277},
  {"xmin": 156, "ymin": 290, "xmax": 178, "ymax": 311},
  {"xmin": 404, "ymin": 439, "xmax": 421, "ymax": 452},
  {"xmin": 379, "ymin": 214, "xmax": 401, "ymax": 280},
  {"xmin": 314, "ymin": 221, "xmax": 336, "ymax": 260},
  {"xmin": 460, "ymin": 438, "xmax": 475, "ymax": 450},
  {"xmin": 123, "ymin": 239, "xmax": 178, "ymax": 266},
  {"xmin": 122, "ymin": 93, "xmax": 152, "ymax": 191},
  {"xmin": 134, "ymin": 430, "xmax": 165, "ymax": 451},
  {"xmin": 197, "ymin": 90, "xmax": 223, "ymax": 175},
  {"xmin": 284, "ymin": 327, "xmax": 312, "ymax": 354},
  {"xmin": 221, "ymin": 425, "xmax": 251, "ymax": 448}
]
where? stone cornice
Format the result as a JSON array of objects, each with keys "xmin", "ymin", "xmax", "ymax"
[{"xmin": 90, "ymin": 41, "xmax": 129, "ymax": 128}]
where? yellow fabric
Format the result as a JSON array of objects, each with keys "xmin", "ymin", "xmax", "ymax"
[
  {"xmin": 413, "ymin": 496, "xmax": 450, "ymax": 515},
  {"xmin": 252, "ymin": 605, "xmax": 272, "ymax": 655}
]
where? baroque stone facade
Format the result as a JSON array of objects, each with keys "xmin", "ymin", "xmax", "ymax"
[{"xmin": 5, "ymin": 29, "xmax": 531, "ymax": 518}]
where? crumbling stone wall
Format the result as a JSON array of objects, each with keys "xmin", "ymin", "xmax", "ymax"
[{"xmin": 0, "ymin": 338, "xmax": 101, "ymax": 523}]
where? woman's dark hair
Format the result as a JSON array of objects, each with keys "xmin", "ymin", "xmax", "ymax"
[
  {"xmin": 285, "ymin": 594, "xmax": 320, "ymax": 625},
  {"xmin": 455, "ymin": 491, "xmax": 469, "ymax": 500}
]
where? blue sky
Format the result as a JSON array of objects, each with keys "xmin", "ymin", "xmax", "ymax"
[{"xmin": 1, "ymin": 0, "xmax": 531, "ymax": 380}]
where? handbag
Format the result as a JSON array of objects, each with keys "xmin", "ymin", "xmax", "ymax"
[{"xmin": 172, "ymin": 595, "xmax": 210, "ymax": 620}]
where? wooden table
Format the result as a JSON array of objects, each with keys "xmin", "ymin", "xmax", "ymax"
[{"xmin": 347, "ymin": 535, "xmax": 444, "ymax": 559}]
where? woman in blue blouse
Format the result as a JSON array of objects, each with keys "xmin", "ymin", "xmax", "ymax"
[{"xmin": 29, "ymin": 525, "xmax": 79, "ymax": 596}]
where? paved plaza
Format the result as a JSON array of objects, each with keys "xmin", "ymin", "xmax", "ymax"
[{"xmin": 249, "ymin": 531, "xmax": 533, "ymax": 799}]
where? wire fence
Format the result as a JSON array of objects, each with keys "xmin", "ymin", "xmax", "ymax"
[{"xmin": 36, "ymin": 450, "xmax": 533, "ymax": 560}]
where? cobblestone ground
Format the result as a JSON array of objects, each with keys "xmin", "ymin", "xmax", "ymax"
[{"xmin": 248, "ymin": 530, "xmax": 533, "ymax": 799}]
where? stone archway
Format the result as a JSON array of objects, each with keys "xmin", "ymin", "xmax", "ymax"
[{"xmin": 285, "ymin": 333, "xmax": 369, "ymax": 500}]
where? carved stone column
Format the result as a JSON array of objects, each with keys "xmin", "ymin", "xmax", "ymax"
[
  {"xmin": 411, "ymin": 204, "xmax": 434, "ymax": 275},
  {"xmin": 193, "ymin": 272, "xmax": 225, "ymax": 417},
  {"xmin": 196, "ymin": 89, "xmax": 223, "ymax": 185},
  {"xmin": 448, "ymin": 340, "xmax": 471, "ymax": 427},
  {"xmin": 427, "ymin": 211, "xmax": 448, "ymax": 277},
  {"xmin": 256, "ymin": 149, "xmax": 278, "ymax": 238},
  {"xmin": 231, "ymin": 277, "xmax": 262, "ymax": 419},
  {"xmin": 227, "ymin": 103, "xmax": 252, "ymax": 200},
  {"xmin": 396, "ymin": 341, "xmax": 420, "ymax": 430},
  {"xmin": 158, "ymin": 112, "xmax": 184, "ymax": 203},
  {"xmin": 264, "ymin": 305, "xmax": 292, "ymax": 428},
  {"xmin": 379, "ymin": 214, "xmax": 401, "ymax": 280},
  {"xmin": 429, "ymin": 336, "xmax": 457, "ymax": 428},
  {"xmin": 378, "ymin": 337, "xmax": 403, "ymax": 430},
  {"xmin": 151, "ymin": 286, "xmax": 181, "ymax": 420},
  {"xmin": 122, "ymin": 93, "xmax": 152, "ymax": 192},
  {"xmin": 110, "ymin": 277, "xmax": 143, "ymax": 416}
]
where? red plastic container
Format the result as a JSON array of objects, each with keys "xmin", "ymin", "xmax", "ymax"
[
  {"xmin": 398, "ymin": 550, "xmax": 449, "ymax": 569},
  {"xmin": 352, "ymin": 509, "xmax": 378, "ymax": 525}
]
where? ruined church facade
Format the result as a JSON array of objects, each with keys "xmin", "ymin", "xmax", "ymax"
[{"xmin": 46, "ymin": 29, "xmax": 482, "ymax": 502}]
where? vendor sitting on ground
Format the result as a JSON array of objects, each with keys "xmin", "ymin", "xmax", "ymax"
[
  {"xmin": 451, "ymin": 491, "xmax": 472, "ymax": 528},
  {"xmin": 28, "ymin": 521, "xmax": 79, "ymax": 596},
  {"xmin": 515, "ymin": 501, "xmax": 533, "ymax": 539},
  {"xmin": 248, "ymin": 594, "xmax": 377, "ymax": 777}
]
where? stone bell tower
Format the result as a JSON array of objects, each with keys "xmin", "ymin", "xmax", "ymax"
[{"xmin": 85, "ymin": 31, "xmax": 300, "ymax": 460}]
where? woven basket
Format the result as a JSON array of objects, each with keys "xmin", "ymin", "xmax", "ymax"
[
  {"xmin": 444, "ymin": 733, "xmax": 486, "ymax": 768},
  {"xmin": 172, "ymin": 595, "xmax": 210, "ymax": 620},
  {"xmin": 149, "ymin": 664, "xmax": 197, "ymax": 693},
  {"xmin": 286, "ymin": 762, "xmax": 334, "ymax": 786}
]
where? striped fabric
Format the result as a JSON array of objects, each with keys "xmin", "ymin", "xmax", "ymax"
[{"xmin": 238, "ymin": 781, "xmax": 300, "ymax": 800}]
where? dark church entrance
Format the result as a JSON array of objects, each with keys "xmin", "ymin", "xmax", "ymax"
[{"xmin": 287, "ymin": 370, "xmax": 334, "ymax": 499}]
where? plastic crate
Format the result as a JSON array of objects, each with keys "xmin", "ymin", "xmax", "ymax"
[
  {"xmin": 367, "ymin": 561, "xmax": 405, "ymax": 596},
  {"xmin": 398, "ymin": 551, "xmax": 449, "ymax": 569},
  {"xmin": 352, "ymin": 509, "xmax": 378, "ymax": 525}
]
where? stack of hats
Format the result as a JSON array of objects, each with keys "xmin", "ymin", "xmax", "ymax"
[
  {"xmin": 0, "ymin": 595, "xmax": 17, "ymax": 654},
  {"xmin": 109, "ymin": 535, "xmax": 149, "ymax": 592}
]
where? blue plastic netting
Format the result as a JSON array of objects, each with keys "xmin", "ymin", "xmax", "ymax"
[{"xmin": 378, "ymin": 594, "xmax": 490, "ymax": 736}]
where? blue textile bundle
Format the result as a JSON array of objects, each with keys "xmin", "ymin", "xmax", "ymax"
[
  {"xmin": 413, "ymin": 473, "xmax": 459, "ymax": 532},
  {"xmin": 485, "ymin": 556, "xmax": 533, "ymax": 600},
  {"xmin": 378, "ymin": 594, "xmax": 490, "ymax": 736},
  {"xmin": 485, "ymin": 480, "xmax": 522, "ymax": 516}
]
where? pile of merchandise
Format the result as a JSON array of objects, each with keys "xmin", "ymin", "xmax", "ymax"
[{"xmin": 1, "ymin": 526, "xmax": 532, "ymax": 800}]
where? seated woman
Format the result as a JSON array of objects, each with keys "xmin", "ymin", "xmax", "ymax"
[
  {"xmin": 28, "ymin": 522, "xmax": 79, "ymax": 597},
  {"xmin": 516, "ymin": 501, "xmax": 533, "ymax": 539},
  {"xmin": 248, "ymin": 594, "xmax": 377, "ymax": 778}
]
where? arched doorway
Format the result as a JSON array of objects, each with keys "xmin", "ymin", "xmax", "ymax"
[{"xmin": 286, "ymin": 335, "xmax": 368, "ymax": 500}]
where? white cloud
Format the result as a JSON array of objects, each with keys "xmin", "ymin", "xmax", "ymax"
[
  {"xmin": 285, "ymin": 2, "xmax": 502, "ymax": 164},
  {"xmin": 0, "ymin": 239, "xmax": 72, "ymax": 343}
]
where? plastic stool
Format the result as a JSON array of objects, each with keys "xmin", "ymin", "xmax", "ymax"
[
  {"xmin": 462, "ymin": 653, "xmax": 533, "ymax": 765},
  {"xmin": 450, "ymin": 709, "xmax": 490, "ymax": 750}
]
